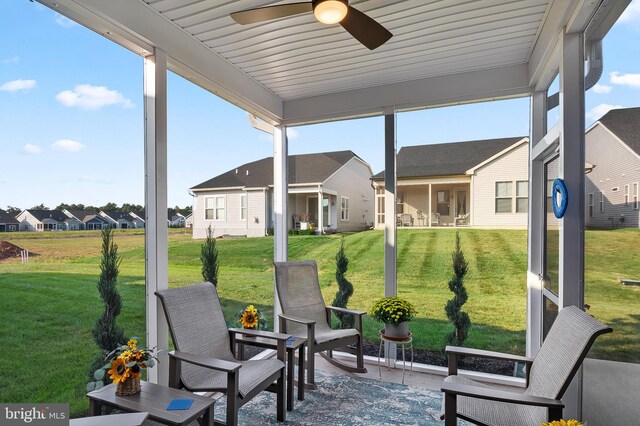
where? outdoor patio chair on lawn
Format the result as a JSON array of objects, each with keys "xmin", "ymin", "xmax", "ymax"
[
  {"xmin": 441, "ymin": 305, "xmax": 612, "ymax": 426},
  {"xmin": 400, "ymin": 213, "xmax": 414, "ymax": 227},
  {"xmin": 274, "ymin": 260, "xmax": 367, "ymax": 388},
  {"xmin": 156, "ymin": 282, "xmax": 288, "ymax": 426}
]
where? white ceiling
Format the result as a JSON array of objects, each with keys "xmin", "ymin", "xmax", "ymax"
[{"xmin": 38, "ymin": 0, "xmax": 628, "ymax": 125}]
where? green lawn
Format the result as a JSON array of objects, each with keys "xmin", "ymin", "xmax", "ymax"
[{"xmin": 0, "ymin": 228, "xmax": 638, "ymax": 416}]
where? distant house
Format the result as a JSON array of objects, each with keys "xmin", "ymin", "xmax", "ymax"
[
  {"xmin": 169, "ymin": 212, "xmax": 186, "ymax": 227},
  {"xmin": 64, "ymin": 210, "xmax": 111, "ymax": 230},
  {"xmin": 585, "ymin": 107, "xmax": 640, "ymax": 228},
  {"xmin": 16, "ymin": 209, "xmax": 79, "ymax": 231},
  {"xmin": 0, "ymin": 209, "xmax": 19, "ymax": 232},
  {"xmin": 129, "ymin": 211, "xmax": 146, "ymax": 228},
  {"xmin": 190, "ymin": 150, "xmax": 374, "ymax": 238},
  {"xmin": 100, "ymin": 211, "xmax": 134, "ymax": 229},
  {"xmin": 372, "ymin": 137, "xmax": 529, "ymax": 228},
  {"xmin": 184, "ymin": 213, "xmax": 193, "ymax": 228}
]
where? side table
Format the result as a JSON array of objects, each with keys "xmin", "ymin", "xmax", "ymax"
[
  {"xmin": 235, "ymin": 335, "xmax": 306, "ymax": 411},
  {"xmin": 87, "ymin": 381, "xmax": 220, "ymax": 426},
  {"xmin": 378, "ymin": 330, "xmax": 413, "ymax": 385}
]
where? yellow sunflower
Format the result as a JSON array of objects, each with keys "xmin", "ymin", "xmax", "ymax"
[
  {"xmin": 127, "ymin": 339, "xmax": 138, "ymax": 350},
  {"xmin": 240, "ymin": 310, "xmax": 259, "ymax": 328},
  {"xmin": 107, "ymin": 358, "xmax": 129, "ymax": 384}
]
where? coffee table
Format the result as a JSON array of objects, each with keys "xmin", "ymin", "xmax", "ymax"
[
  {"xmin": 235, "ymin": 335, "xmax": 306, "ymax": 411},
  {"xmin": 87, "ymin": 381, "xmax": 220, "ymax": 426}
]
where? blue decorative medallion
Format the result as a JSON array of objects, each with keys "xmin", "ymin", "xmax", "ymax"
[{"xmin": 552, "ymin": 178, "xmax": 568, "ymax": 218}]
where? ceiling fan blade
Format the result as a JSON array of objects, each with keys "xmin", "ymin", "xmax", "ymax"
[
  {"xmin": 231, "ymin": 3, "xmax": 313, "ymax": 25},
  {"xmin": 339, "ymin": 6, "xmax": 392, "ymax": 50}
]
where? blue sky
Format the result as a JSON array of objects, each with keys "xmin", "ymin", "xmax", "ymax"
[{"xmin": 1, "ymin": 1, "xmax": 639, "ymax": 209}]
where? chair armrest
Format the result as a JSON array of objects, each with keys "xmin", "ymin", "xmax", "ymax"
[
  {"xmin": 326, "ymin": 306, "xmax": 366, "ymax": 316},
  {"xmin": 279, "ymin": 314, "xmax": 316, "ymax": 325},
  {"xmin": 441, "ymin": 382, "xmax": 564, "ymax": 409},
  {"xmin": 169, "ymin": 350, "xmax": 241, "ymax": 373},
  {"xmin": 445, "ymin": 346, "xmax": 533, "ymax": 364},
  {"xmin": 228, "ymin": 327, "xmax": 291, "ymax": 342}
]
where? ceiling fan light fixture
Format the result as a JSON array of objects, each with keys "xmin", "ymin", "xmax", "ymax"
[{"xmin": 313, "ymin": 0, "xmax": 348, "ymax": 25}]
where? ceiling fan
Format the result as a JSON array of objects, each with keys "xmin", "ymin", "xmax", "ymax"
[{"xmin": 230, "ymin": 0, "xmax": 392, "ymax": 50}]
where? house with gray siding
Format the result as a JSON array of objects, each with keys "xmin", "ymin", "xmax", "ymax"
[
  {"xmin": 372, "ymin": 137, "xmax": 529, "ymax": 228},
  {"xmin": 190, "ymin": 150, "xmax": 374, "ymax": 238},
  {"xmin": 0, "ymin": 209, "xmax": 19, "ymax": 232},
  {"xmin": 64, "ymin": 210, "xmax": 111, "ymax": 230},
  {"xmin": 16, "ymin": 209, "xmax": 80, "ymax": 231},
  {"xmin": 585, "ymin": 107, "xmax": 640, "ymax": 228}
]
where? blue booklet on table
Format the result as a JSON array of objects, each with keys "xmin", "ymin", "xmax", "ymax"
[
  {"xmin": 166, "ymin": 398, "xmax": 194, "ymax": 410},
  {"xmin": 286, "ymin": 336, "xmax": 296, "ymax": 346}
]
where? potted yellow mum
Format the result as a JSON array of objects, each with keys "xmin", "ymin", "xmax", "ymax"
[{"xmin": 369, "ymin": 296, "xmax": 418, "ymax": 337}]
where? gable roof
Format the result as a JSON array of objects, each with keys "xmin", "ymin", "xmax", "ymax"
[
  {"xmin": 67, "ymin": 210, "xmax": 100, "ymax": 222},
  {"xmin": 102, "ymin": 211, "xmax": 134, "ymax": 221},
  {"xmin": 598, "ymin": 107, "xmax": 640, "ymax": 156},
  {"xmin": 0, "ymin": 209, "xmax": 19, "ymax": 225},
  {"xmin": 372, "ymin": 137, "xmax": 526, "ymax": 180},
  {"xmin": 191, "ymin": 150, "xmax": 362, "ymax": 191},
  {"xmin": 27, "ymin": 209, "xmax": 69, "ymax": 223}
]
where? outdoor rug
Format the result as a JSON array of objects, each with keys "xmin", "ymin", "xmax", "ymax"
[{"xmin": 214, "ymin": 369, "xmax": 469, "ymax": 425}]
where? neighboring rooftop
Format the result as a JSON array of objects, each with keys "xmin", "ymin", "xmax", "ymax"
[
  {"xmin": 598, "ymin": 107, "xmax": 640, "ymax": 156},
  {"xmin": 27, "ymin": 209, "xmax": 69, "ymax": 223},
  {"xmin": 0, "ymin": 209, "xmax": 19, "ymax": 224},
  {"xmin": 372, "ymin": 137, "xmax": 526, "ymax": 180},
  {"xmin": 191, "ymin": 150, "xmax": 363, "ymax": 190},
  {"xmin": 67, "ymin": 210, "xmax": 100, "ymax": 222}
]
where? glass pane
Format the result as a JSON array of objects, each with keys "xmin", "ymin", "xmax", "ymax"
[
  {"xmin": 496, "ymin": 181, "xmax": 512, "ymax": 197},
  {"xmin": 516, "ymin": 181, "xmax": 528, "ymax": 196},
  {"xmin": 205, "ymin": 197, "xmax": 214, "ymax": 209},
  {"xmin": 205, "ymin": 210, "xmax": 213, "ymax": 220},
  {"xmin": 516, "ymin": 198, "xmax": 528, "ymax": 213},
  {"xmin": 216, "ymin": 197, "xmax": 224, "ymax": 208},
  {"xmin": 495, "ymin": 198, "xmax": 512, "ymax": 213},
  {"xmin": 542, "ymin": 295, "xmax": 558, "ymax": 339},
  {"xmin": 544, "ymin": 157, "xmax": 560, "ymax": 296},
  {"xmin": 437, "ymin": 190, "xmax": 449, "ymax": 203}
]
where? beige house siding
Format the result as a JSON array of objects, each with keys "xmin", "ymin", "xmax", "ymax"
[
  {"xmin": 17, "ymin": 211, "xmax": 40, "ymax": 231},
  {"xmin": 472, "ymin": 142, "xmax": 529, "ymax": 228},
  {"xmin": 585, "ymin": 125, "xmax": 640, "ymax": 228},
  {"xmin": 193, "ymin": 189, "xmax": 268, "ymax": 238},
  {"xmin": 323, "ymin": 157, "xmax": 374, "ymax": 231}
]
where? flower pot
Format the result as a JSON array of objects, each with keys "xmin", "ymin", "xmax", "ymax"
[
  {"xmin": 384, "ymin": 321, "xmax": 409, "ymax": 338},
  {"xmin": 300, "ymin": 221, "xmax": 309, "ymax": 230},
  {"xmin": 116, "ymin": 377, "xmax": 141, "ymax": 396}
]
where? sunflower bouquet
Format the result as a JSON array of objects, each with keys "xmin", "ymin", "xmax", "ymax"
[
  {"xmin": 542, "ymin": 421, "xmax": 583, "ymax": 426},
  {"xmin": 238, "ymin": 304, "xmax": 268, "ymax": 330},
  {"xmin": 88, "ymin": 338, "xmax": 157, "ymax": 395}
]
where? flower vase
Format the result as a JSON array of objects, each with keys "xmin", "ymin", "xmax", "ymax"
[
  {"xmin": 384, "ymin": 321, "xmax": 409, "ymax": 338},
  {"xmin": 116, "ymin": 377, "xmax": 141, "ymax": 396}
]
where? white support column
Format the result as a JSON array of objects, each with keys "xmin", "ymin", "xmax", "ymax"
[
  {"xmin": 526, "ymin": 90, "xmax": 548, "ymax": 358},
  {"xmin": 383, "ymin": 107, "xmax": 397, "ymax": 298},
  {"xmin": 559, "ymin": 29, "xmax": 586, "ymax": 420},
  {"xmin": 317, "ymin": 188, "xmax": 323, "ymax": 233},
  {"xmin": 144, "ymin": 49, "xmax": 169, "ymax": 385},
  {"xmin": 273, "ymin": 125, "xmax": 288, "ymax": 330},
  {"xmin": 428, "ymin": 184, "xmax": 432, "ymax": 227}
]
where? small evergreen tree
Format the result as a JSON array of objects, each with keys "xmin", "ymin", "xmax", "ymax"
[
  {"xmin": 332, "ymin": 238, "xmax": 354, "ymax": 329},
  {"xmin": 201, "ymin": 225, "xmax": 219, "ymax": 286},
  {"xmin": 89, "ymin": 227, "xmax": 126, "ymax": 385},
  {"xmin": 445, "ymin": 232, "xmax": 471, "ymax": 346}
]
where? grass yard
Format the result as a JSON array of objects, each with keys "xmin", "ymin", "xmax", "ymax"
[{"xmin": 0, "ymin": 228, "xmax": 638, "ymax": 416}]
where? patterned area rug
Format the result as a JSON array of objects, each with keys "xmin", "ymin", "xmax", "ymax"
[{"xmin": 214, "ymin": 369, "xmax": 460, "ymax": 425}]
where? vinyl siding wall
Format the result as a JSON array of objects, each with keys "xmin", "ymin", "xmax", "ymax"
[
  {"xmin": 323, "ymin": 158, "xmax": 374, "ymax": 231},
  {"xmin": 192, "ymin": 189, "xmax": 267, "ymax": 238},
  {"xmin": 472, "ymin": 142, "xmax": 529, "ymax": 228},
  {"xmin": 585, "ymin": 125, "xmax": 640, "ymax": 228}
]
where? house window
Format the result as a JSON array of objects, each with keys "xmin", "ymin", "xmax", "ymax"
[
  {"xmin": 375, "ymin": 187, "xmax": 385, "ymax": 224},
  {"xmin": 205, "ymin": 196, "xmax": 225, "ymax": 220},
  {"xmin": 546, "ymin": 179, "xmax": 553, "ymax": 213},
  {"xmin": 588, "ymin": 193, "xmax": 594, "ymax": 218},
  {"xmin": 599, "ymin": 191, "xmax": 604, "ymax": 213},
  {"xmin": 240, "ymin": 195, "xmax": 247, "ymax": 220},
  {"xmin": 624, "ymin": 184, "xmax": 629, "ymax": 205},
  {"xmin": 495, "ymin": 182, "xmax": 512, "ymax": 213},
  {"xmin": 437, "ymin": 190, "xmax": 450, "ymax": 216},
  {"xmin": 516, "ymin": 180, "xmax": 528, "ymax": 213},
  {"xmin": 341, "ymin": 196, "xmax": 349, "ymax": 221},
  {"xmin": 634, "ymin": 183, "xmax": 639, "ymax": 210}
]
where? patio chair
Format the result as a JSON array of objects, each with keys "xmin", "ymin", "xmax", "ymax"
[
  {"xmin": 430, "ymin": 212, "xmax": 441, "ymax": 226},
  {"xmin": 400, "ymin": 213, "xmax": 414, "ymax": 227},
  {"xmin": 156, "ymin": 282, "xmax": 288, "ymax": 426},
  {"xmin": 441, "ymin": 305, "xmax": 612, "ymax": 426},
  {"xmin": 274, "ymin": 260, "xmax": 367, "ymax": 388},
  {"xmin": 455, "ymin": 212, "xmax": 470, "ymax": 226}
]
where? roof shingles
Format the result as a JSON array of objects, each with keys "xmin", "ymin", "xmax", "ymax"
[{"xmin": 599, "ymin": 107, "xmax": 640, "ymax": 156}]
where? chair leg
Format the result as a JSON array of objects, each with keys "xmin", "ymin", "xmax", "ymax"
[
  {"xmin": 226, "ymin": 371, "xmax": 239, "ymax": 426},
  {"xmin": 356, "ymin": 335, "xmax": 365, "ymax": 370},
  {"xmin": 444, "ymin": 392, "xmax": 457, "ymax": 426},
  {"xmin": 307, "ymin": 347, "xmax": 315, "ymax": 387},
  {"xmin": 277, "ymin": 369, "xmax": 286, "ymax": 422}
]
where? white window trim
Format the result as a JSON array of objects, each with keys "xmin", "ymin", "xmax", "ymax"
[
  {"xmin": 624, "ymin": 184, "xmax": 630, "ymax": 205},
  {"xmin": 340, "ymin": 196, "xmax": 350, "ymax": 221},
  {"xmin": 515, "ymin": 180, "xmax": 528, "ymax": 214},
  {"xmin": 634, "ymin": 182, "xmax": 639, "ymax": 210},
  {"xmin": 599, "ymin": 191, "xmax": 604, "ymax": 213},
  {"xmin": 240, "ymin": 194, "xmax": 248, "ymax": 220},
  {"xmin": 204, "ymin": 195, "xmax": 226, "ymax": 221},
  {"xmin": 495, "ymin": 181, "xmax": 513, "ymax": 214},
  {"xmin": 588, "ymin": 193, "xmax": 594, "ymax": 218}
]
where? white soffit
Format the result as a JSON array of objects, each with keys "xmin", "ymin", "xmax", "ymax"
[{"xmin": 39, "ymin": 0, "xmax": 624, "ymax": 126}]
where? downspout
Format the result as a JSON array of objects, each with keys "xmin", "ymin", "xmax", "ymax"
[{"xmin": 547, "ymin": 39, "xmax": 602, "ymax": 110}]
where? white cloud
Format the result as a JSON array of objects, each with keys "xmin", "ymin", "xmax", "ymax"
[
  {"xmin": 591, "ymin": 83, "xmax": 611, "ymax": 94},
  {"xmin": 286, "ymin": 128, "xmax": 299, "ymax": 139},
  {"xmin": 2, "ymin": 56, "xmax": 19, "ymax": 64},
  {"xmin": 619, "ymin": 1, "xmax": 640, "ymax": 24},
  {"xmin": 587, "ymin": 103, "xmax": 623, "ymax": 121},
  {"xmin": 55, "ymin": 14, "xmax": 78, "ymax": 28},
  {"xmin": 56, "ymin": 84, "xmax": 134, "ymax": 110},
  {"xmin": 0, "ymin": 79, "xmax": 36, "ymax": 92},
  {"xmin": 52, "ymin": 139, "xmax": 86, "ymax": 152},
  {"xmin": 610, "ymin": 71, "xmax": 640, "ymax": 89},
  {"xmin": 23, "ymin": 144, "xmax": 42, "ymax": 154}
]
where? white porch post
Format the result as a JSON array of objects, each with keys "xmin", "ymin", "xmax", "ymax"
[
  {"xmin": 526, "ymin": 90, "xmax": 547, "ymax": 358},
  {"xmin": 317, "ymin": 187, "xmax": 323, "ymax": 233},
  {"xmin": 273, "ymin": 125, "xmax": 288, "ymax": 330},
  {"xmin": 383, "ymin": 107, "xmax": 397, "ymax": 297},
  {"xmin": 428, "ymin": 184, "xmax": 432, "ymax": 227},
  {"xmin": 144, "ymin": 49, "xmax": 169, "ymax": 385},
  {"xmin": 559, "ymin": 29, "xmax": 586, "ymax": 419}
]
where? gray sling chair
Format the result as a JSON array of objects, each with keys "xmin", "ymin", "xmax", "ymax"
[
  {"xmin": 441, "ymin": 305, "xmax": 612, "ymax": 426},
  {"xmin": 156, "ymin": 282, "xmax": 289, "ymax": 426},
  {"xmin": 274, "ymin": 260, "xmax": 367, "ymax": 389}
]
